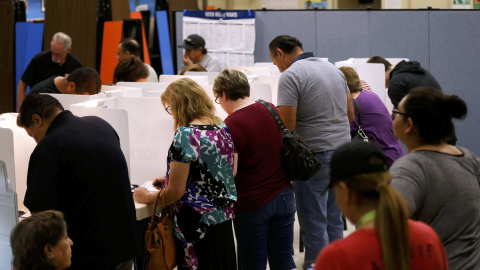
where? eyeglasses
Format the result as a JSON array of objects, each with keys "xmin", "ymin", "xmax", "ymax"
[
  {"xmin": 165, "ymin": 106, "xmax": 172, "ymax": 115},
  {"xmin": 214, "ymin": 96, "xmax": 220, "ymax": 104},
  {"xmin": 392, "ymin": 109, "xmax": 407, "ymax": 120}
]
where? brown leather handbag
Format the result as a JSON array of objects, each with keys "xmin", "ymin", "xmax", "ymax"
[{"xmin": 145, "ymin": 190, "xmax": 177, "ymax": 270}]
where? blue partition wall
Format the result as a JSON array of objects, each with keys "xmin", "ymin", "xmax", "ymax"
[
  {"xmin": 315, "ymin": 11, "xmax": 369, "ymax": 61},
  {"xmin": 429, "ymin": 11, "xmax": 480, "ymax": 152},
  {"xmin": 156, "ymin": 10, "xmax": 174, "ymax": 75},
  {"xmin": 175, "ymin": 10, "xmax": 480, "ymax": 155},
  {"xmin": 254, "ymin": 11, "xmax": 317, "ymax": 62},
  {"xmin": 369, "ymin": 11, "xmax": 429, "ymax": 68},
  {"xmin": 15, "ymin": 22, "xmax": 44, "ymax": 110}
]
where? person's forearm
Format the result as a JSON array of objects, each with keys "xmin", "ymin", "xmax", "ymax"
[
  {"xmin": 277, "ymin": 106, "xmax": 297, "ymax": 131},
  {"xmin": 347, "ymin": 93, "xmax": 355, "ymax": 122},
  {"xmin": 136, "ymin": 190, "xmax": 159, "ymax": 205},
  {"xmin": 17, "ymin": 80, "xmax": 27, "ymax": 111},
  {"xmin": 161, "ymin": 187, "xmax": 184, "ymax": 206}
]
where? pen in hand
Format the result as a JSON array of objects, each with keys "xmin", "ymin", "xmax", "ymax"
[{"xmin": 152, "ymin": 176, "xmax": 166, "ymax": 189}]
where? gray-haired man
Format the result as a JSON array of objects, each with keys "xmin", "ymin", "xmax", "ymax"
[{"xmin": 17, "ymin": 32, "xmax": 82, "ymax": 110}]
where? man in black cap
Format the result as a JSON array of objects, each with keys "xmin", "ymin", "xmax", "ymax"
[{"xmin": 178, "ymin": 34, "xmax": 221, "ymax": 72}]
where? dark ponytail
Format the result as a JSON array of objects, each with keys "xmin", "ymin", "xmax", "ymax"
[
  {"xmin": 403, "ymin": 87, "xmax": 467, "ymax": 144},
  {"xmin": 344, "ymin": 172, "xmax": 410, "ymax": 270},
  {"xmin": 375, "ymin": 174, "xmax": 410, "ymax": 270},
  {"xmin": 444, "ymin": 94, "xmax": 467, "ymax": 119}
]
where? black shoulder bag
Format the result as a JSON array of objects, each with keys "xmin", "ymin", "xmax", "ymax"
[
  {"xmin": 351, "ymin": 99, "xmax": 369, "ymax": 143},
  {"xmin": 257, "ymin": 100, "xmax": 321, "ymax": 181}
]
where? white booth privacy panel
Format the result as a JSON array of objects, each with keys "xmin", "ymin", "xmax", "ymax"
[
  {"xmin": 334, "ymin": 63, "xmax": 386, "ymax": 105},
  {"xmin": 48, "ymin": 93, "xmax": 107, "ymax": 109},
  {"xmin": 0, "ymin": 162, "xmax": 18, "ymax": 270},
  {"xmin": 0, "ymin": 113, "xmax": 36, "ymax": 210},
  {"xmin": 250, "ymin": 83, "xmax": 272, "ymax": 103},
  {"xmin": 116, "ymin": 97, "xmax": 175, "ymax": 185},
  {"xmin": 0, "ymin": 126, "xmax": 16, "ymax": 194},
  {"xmin": 159, "ymin": 75, "xmax": 209, "ymax": 86},
  {"xmin": 115, "ymin": 82, "xmax": 171, "ymax": 96},
  {"xmin": 254, "ymin": 76, "xmax": 280, "ymax": 106},
  {"xmin": 100, "ymin": 85, "xmax": 142, "ymax": 97},
  {"xmin": 184, "ymin": 72, "xmax": 220, "ymax": 85}
]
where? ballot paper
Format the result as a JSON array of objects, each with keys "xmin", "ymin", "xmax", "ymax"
[{"xmin": 141, "ymin": 181, "xmax": 160, "ymax": 193}]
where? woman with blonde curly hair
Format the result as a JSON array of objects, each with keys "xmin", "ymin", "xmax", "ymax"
[{"xmin": 134, "ymin": 78, "xmax": 237, "ymax": 270}]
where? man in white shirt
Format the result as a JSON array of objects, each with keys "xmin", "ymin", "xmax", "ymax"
[
  {"xmin": 116, "ymin": 38, "xmax": 158, "ymax": 82},
  {"xmin": 178, "ymin": 34, "xmax": 221, "ymax": 73}
]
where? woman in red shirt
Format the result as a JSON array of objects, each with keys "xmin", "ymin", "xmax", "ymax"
[{"xmin": 315, "ymin": 142, "xmax": 448, "ymax": 270}]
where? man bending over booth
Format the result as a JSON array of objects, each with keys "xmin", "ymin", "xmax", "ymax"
[
  {"xmin": 17, "ymin": 94, "xmax": 139, "ymax": 269},
  {"xmin": 28, "ymin": 67, "xmax": 101, "ymax": 96}
]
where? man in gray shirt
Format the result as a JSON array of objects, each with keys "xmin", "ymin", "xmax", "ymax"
[
  {"xmin": 178, "ymin": 34, "xmax": 221, "ymax": 73},
  {"xmin": 269, "ymin": 35, "xmax": 354, "ymax": 269}
]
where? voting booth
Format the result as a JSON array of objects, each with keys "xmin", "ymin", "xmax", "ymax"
[
  {"xmin": 115, "ymin": 82, "xmax": 171, "ymax": 96},
  {"xmin": 184, "ymin": 72, "xmax": 220, "ymax": 85},
  {"xmin": 0, "ymin": 113, "xmax": 37, "ymax": 269},
  {"xmin": 335, "ymin": 62, "xmax": 386, "ymax": 101},
  {"xmin": 69, "ymin": 96, "xmax": 174, "ymax": 186},
  {"xmin": 159, "ymin": 74, "xmax": 209, "ymax": 85},
  {"xmin": 0, "ymin": 113, "xmax": 37, "ymax": 211},
  {"xmin": 0, "ymin": 161, "xmax": 16, "ymax": 269},
  {"xmin": 335, "ymin": 58, "xmax": 409, "ymax": 113}
]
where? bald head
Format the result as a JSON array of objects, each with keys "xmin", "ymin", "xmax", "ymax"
[{"xmin": 117, "ymin": 39, "xmax": 141, "ymax": 61}]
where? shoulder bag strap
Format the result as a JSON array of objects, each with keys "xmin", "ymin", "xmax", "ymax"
[
  {"xmin": 150, "ymin": 190, "xmax": 162, "ymax": 223},
  {"xmin": 257, "ymin": 99, "xmax": 292, "ymax": 139},
  {"xmin": 353, "ymin": 98, "xmax": 362, "ymax": 127}
]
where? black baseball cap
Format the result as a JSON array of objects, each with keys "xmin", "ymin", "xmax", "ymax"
[
  {"xmin": 178, "ymin": 34, "xmax": 206, "ymax": 49},
  {"xmin": 330, "ymin": 142, "xmax": 389, "ymax": 182}
]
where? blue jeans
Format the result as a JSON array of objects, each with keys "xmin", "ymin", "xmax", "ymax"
[
  {"xmin": 292, "ymin": 151, "xmax": 344, "ymax": 270},
  {"xmin": 234, "ymin": 187, "xmax": 296, "ymax": 270}
]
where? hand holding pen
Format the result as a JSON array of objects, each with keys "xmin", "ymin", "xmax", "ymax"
[{"xmin": 152, "ymin": 176, "xmax": 166, "ymax": 190}]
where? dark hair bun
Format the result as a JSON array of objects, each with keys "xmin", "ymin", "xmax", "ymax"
[{"xmin": 444, "ymin": 95, "xmax": 467, "ymax": 119}]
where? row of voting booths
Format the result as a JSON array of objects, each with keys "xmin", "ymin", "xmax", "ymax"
[{"xmin": 0, "ymin": 60, "xmax": 396, "ymax": 267}]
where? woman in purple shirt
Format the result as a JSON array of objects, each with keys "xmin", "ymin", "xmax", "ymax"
[{"xmin": 339, "ymin": 66, "xmax": 404, "ymax": 165}]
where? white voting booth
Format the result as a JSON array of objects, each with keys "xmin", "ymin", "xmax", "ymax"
[
  {"xmin": 334, "ymin": 62, "xmax": 386, "ymax": 103},
  {"xmin": 159, "ymin": 75, "xmax": 209, "ymax": 86},
  {"xmin": 101, "ymin": 85, "xmax": 143, "ymax": 97},
  {"xmin": 115, "ymin": 82, "xmax": 171, "ymax": 97},
  {"xmin": 0, "ymin": 113, "xmax": 37, "ymax": 211},
  {"xmin": 250, "ymin": 83, "xmax": 272, "ymax": 103},
  {"xmin": 0, "ymin": 113, "xmax": 37, "ymax": 269},
  {"xmin": 335, "ymin": 58, "xmax": 409, "ymax": 113},
  {"xmin": 184, "ymin": 72, "xmax": 220, "ymax": 85},
  {"xmin": 69, "ymin": 97, "xmax": 173, "ymax": 186},
  {"xmin": 183, "ymin": 69, "xmax": 276, "ymax": 104},
  {"xmin": 0, "ymin": 160, "xmax": 16, "ymax": 269},
  {"xmin": 69, "ymin": 96, "xmax": 173, "ymax": 221}
]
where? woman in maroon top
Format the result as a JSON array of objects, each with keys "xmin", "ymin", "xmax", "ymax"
[{"xmin": 214, "ymin": 69, "xmax": 296, "ymax": 269}]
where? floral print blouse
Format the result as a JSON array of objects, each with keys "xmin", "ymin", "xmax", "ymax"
[{"xmin": 164, "ymin": 122, "xmax": 237, "ymax": 269}]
